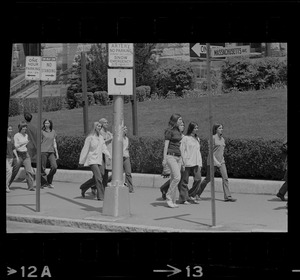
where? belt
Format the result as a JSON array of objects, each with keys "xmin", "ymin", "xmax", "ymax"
[{"xmin": 167, "ymin": 152, "xmax": 181, "ymax": 157}]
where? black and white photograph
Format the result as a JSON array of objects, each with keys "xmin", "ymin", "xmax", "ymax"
[{"xmin": 4, "ymin": 1, "xmax": 298, "ymax": 279}]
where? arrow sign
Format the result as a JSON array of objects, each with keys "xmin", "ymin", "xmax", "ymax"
[
  {"xmin": 191, "ymin": 43, "xmax": 207, "ymax": 56},
  {"xmin": 7, "ymin": 267, "xmax": 17, "ymax": 276},
  {"xmin": 153, "ymin": 264, "xmax": 181, "ymax": 277}
]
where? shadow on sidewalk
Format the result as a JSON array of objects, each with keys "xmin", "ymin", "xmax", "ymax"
[
  {"xmin": 7, "ymin": 203, "xmax": 36, "ymax": 212},
  {"xmin": 154, "ymin": 213, "xmax": 211, "ymax": 227},
  {"xmin": 46, "ymin": 192, "xmax": 102, "ymax": 212}
]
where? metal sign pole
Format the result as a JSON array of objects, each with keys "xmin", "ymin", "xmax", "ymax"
[
  {"xmin": 111, "ymin": 95, "xmax": 124, "ymax": 187},
  {"xmin": 36, "ymin": 44, "xmax": 42, "ymax": 212},
  {"xmin": 206, "ymin": 43, "xmax": 216, "ymax": 226},
  {"xmin": 131, "ymin": 44, "xmax": 138, "ymax": 136},
  {"xmin": 81, "ymin": 52, "xmax": 89, "ymax": 135}
]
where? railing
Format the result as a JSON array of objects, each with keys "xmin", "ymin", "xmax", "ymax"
[{"xmin": 10, "ymin": 73, "xmax": 37, "ymax": 96}]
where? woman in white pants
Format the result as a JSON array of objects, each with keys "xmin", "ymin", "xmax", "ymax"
[{"xmin": 162, "ymin": 114, "xmax": 184, "ymax": 208}]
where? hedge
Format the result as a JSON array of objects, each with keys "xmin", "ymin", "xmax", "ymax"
[
  {"xmin": 9, "ymin": 96, "xmax": 64, "ymax": 117},
  {"xmin": 55, "ymin": 135, "xmax": 285, "ymax": 180}
]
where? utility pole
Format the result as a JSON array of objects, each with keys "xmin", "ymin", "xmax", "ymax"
[
  {"xmin": 81, "ymin": 52, "xmax": 89, "ymax": 135},
  {"xmin": 36, "ymin": 43, "xmax": 42, "ymax": 212},
  {"xmin": 131, "ymin": 44, "xmax": 138, "ymax": 136},
  {"xmin": 206, "ymin": 43, "xmax": 216, "ymax": 226}
]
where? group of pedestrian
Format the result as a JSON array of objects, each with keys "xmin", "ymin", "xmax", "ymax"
[
  {"xmin": 161, "ymin": 113, "xmax": 237, "ymax": 208},
  {"xmin": 79, "ymin": 118, "xmax": 135, "ymax": 200},
  {"xmin": 6, "ymin": 112, "xmax": 59, "ymax": 193}
]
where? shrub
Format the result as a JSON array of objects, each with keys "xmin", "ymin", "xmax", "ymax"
[
  {"xmin": 9, "ymin": 98, "xmax": 20, "ymax": 117},
  {"xmin": 153, "ymin": 60, "xmax": 195, "ymax": 98},
  {"xmin": 55, "ymin": 134, "xmax": 285, "ymax": 180},
  {"xmin": 8, "ymin": 96, "xmax": 64, "ymax": 116},
  {"xmin": 56, "ymin": 135, "xmax": 86, "ymax": 169},
  {"xmin": 94, "ymin": 91, "xmax": 110, "ymax": 106},
  {"xmin": 221, "ymin": 57, "xmax": 287, "ymax": 92},
  {"xmin": 136, "ymin": 85, "xmax": 151, "ymax": 101}
]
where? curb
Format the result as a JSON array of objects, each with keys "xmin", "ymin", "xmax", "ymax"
[
  {"xmin": 6, "ymin": 213, "xmax": 197, "ymax": 233},
  {"xmin": 15, "ymin": 168, "xmax": 283, "ymax": 195}
]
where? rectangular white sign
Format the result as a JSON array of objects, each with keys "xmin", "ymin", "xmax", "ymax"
[
  {"xmin": 25, "ymin": 56, "xmax": 57, "ymax": 81},
  {"xmin": 108, "ymin": 69, "xmax": 133, "ymax": 95},
  {"xmin": 211, "ymin": 45, "xmax": 250, "ymax": 57},
  {"xmin": 40, "ymin": 57, "xmax": 57, "ymax": 81},
  {"xmin": 25, "ymin": 56, "xmax": 41, "ymax": 80},
  {"xmin": 108, "ymin": 43, "xmax": 134, "ymax": 67}
]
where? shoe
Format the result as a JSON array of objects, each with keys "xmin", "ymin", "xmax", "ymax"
[
  {"xmin": 195, "ymin": 195, "xmax": 201, "ymax": 201},
  {"xmin": 276, "ymin": 193, "xmax": 286, "ymax": 201},
  {"xmin": 180, "ymin": 200, "xmax": 191, "ymax": 205},
  {"xmin": 6, "ymin": 188, "xmax": 10, "ymax": 193},
  {"xmin": 48, "ymin": 184, "xmax": 54, "ymax": 189},
  {"xmin": 81, "ymin": 190, "xmax": 85, "ymax": 198},
  {"xmin": 97, "ymin": 197, "xmax": 103, "ymax": 201},
  {"xmin": 129, "ymin": 188, "xmax": 135, "ymax": 193},
  {"xmin": 173, "ymin": 203, "xmax": 179, "ymax": 208},
  {"xmin": 166, "ymin": 200, "xmax": 175, "ymax": 208},
  {"xmin": 224, "ymin": 197, "xmax": 237, "ymax": 202},
  {"xmin": 28, "ymin": 188, "xmax": 35, "ymax": 191},
  {"xmin": 91, "ymin": 188, "xmax": 96, "ymax": 196},
  {"xmin": 189, "ymin": 199, "xmax": 199, "ymax": 204}
]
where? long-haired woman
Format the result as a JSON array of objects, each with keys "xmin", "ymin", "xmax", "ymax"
[
  {"xmin": 162, "ymin": 113, "xmax": 183, "ymax": 208},
  {"xmin": 79, "ymin": 121, "xmax": 111, "ymax": 200}
]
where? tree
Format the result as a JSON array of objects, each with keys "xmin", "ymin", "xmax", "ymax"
[{"xmin": 67, "ymin": 43, "xmax": 159, "ymax": 94}]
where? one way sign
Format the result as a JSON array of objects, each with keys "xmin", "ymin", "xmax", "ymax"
[{"xmin": 190, "ymin": 43, "xmax": 225, "ymax": 59}]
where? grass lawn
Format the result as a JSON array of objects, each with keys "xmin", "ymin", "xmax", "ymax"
[{"xmin": 8, "ymin": 88, "xmax": 287, "ymax": 140}]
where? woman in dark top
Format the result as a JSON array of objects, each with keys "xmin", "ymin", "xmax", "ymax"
[
  {"xmin": 41, "ymin": 119, "xmax": 59, "ymax": 189},
  {"xmin": 162, "ymin": 114, "xmax": 183, "ymax": 208}
]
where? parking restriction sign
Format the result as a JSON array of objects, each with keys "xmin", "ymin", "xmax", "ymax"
[
  {"xmin": 40, "ymin": 57, "xmax": 57, "ymax": 81},
  {"xmin": 25, "ymin": 56, "xmax": 41, "ymax": 80}
]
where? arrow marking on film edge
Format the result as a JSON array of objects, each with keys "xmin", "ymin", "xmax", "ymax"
[
  {"xmin": 7, "ymin": 267, "xmax": 17, "ymax": 276},
  {"xmin": 153, "ymin": 264, "xmax": 181, "ymax": 277}
]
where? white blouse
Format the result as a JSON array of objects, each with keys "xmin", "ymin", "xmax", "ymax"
[
  {"xmin": 14, "ymin": 132, "xmax": 28, "ymax": 152},
  {"xmin": 180, "ymin": 135, "xmax": 202, "ymax": 167},
  {"xmin": 79, "ymin": 134, "xmax": 111, "ymax": 166}
]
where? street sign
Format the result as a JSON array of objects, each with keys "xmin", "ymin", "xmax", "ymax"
[
  {"xmin": 108, "ymin": 43, "xmax": 134, "ymax": 67},
  {"xmin": 40, "ymin": 57, "xmax": 57, "ymax": 81},
  {"xmin": 211, "ymin": 45, "xmax": 250, "ymax": 57},
  {"xmin": 25, "ymin": 56, "xmax": 41, "ymax": 80},
  {"xmin": 190, "ymin": 43, "xmax": 225, "ymax": 58},
  {"xmin": 25, "ymin": 56, "xmax": 57, "ymax": 81},
  {"xmin": 108, "ymin": 69, "xmax": 133, "ymax": 95}
]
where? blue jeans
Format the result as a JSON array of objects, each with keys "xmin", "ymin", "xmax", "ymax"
[
  {"xmin": 198, "ymin": 163, "xmax": 232, "ymax": 200},
  {"xmin": 80, "ymin": 164, "xmax": 104, "ymax": 200},
  {"xmin": 41, "ymin": 152, "xmax": 57, "ymax": 185},
  {"xmin": 10, "ymin": 152, "xmax": 34, "ymax": 190},
  {"xmin": 165, "ymin": 155, "xmax": 182, "ymax": 203}
]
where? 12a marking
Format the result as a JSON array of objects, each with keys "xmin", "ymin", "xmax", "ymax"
[{"xmin": 20, "ymin": 266, "xmax": 51, "ymax": 277}]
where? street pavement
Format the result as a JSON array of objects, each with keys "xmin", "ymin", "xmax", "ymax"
[{"xmin": 6, "ymin": 170, "xmax": 288, "ymax": 233}]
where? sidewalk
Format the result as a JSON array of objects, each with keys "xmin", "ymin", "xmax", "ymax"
[{"xmin": 6, "ymin": 169, "xmax": 287, "ymax": 232}]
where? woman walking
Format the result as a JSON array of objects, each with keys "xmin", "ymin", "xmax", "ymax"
[
  {"xmin": 160, "ymin": 121, "xmax": 185, "ymax": 200},
  {"xmin": 6, "ymin": 125, "xmax": 18, "ymax": 193},
  {"xmin": 79, "ymin": 121, "xmax": 111, "ymax": 200},
  {"xmin": 162, "ymin": 114, "xmax": 183, "ymax": 208},
  {"xmin": 41, "ymin": 119, "xmax": 59, "ymax": 188},
  {"xmin": 123, "ymin": 125, "xmax": 134, "ymax": 193},
  {"xmin": 179, "ymin": 121, "xmax": 202, "ymax": 204},
  {"xmin": 99, "ymin": 118, "xmax": 113, "ymax": 188},
  {"xmin": 197, "ymin": 123, "xmax": 236, "ymax": 202},
  {"xmin": 12, "ymin": 121, "xmax": 35, "ymax": 191}
]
